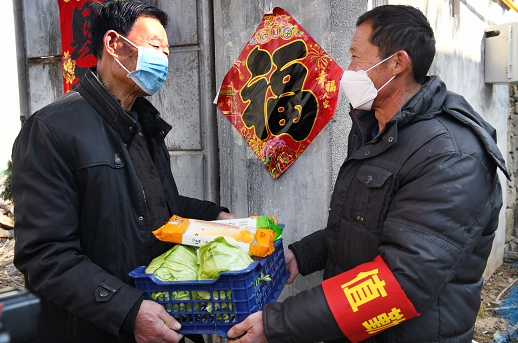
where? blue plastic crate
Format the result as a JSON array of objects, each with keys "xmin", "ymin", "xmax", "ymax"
[{"xmin": 129, "ymin": 239, "xmax": 289, "ymax": 337}]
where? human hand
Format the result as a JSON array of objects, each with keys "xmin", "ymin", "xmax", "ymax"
[
  {"xmin": 227, "ymin": 311, "xmax": 267, "ymax": 343},
  {"xmin": 284, "ymin": 249, "xmax": 299, "ymax": 285},
  {"xmin": 133, "ymin": 300, "xmax": 184, "ymax": 343},
  {"xmin": 216, "ymin": 211, "xmax": 237, "ymax": 220}
]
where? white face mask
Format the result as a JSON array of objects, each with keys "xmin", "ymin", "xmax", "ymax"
[{"xmin": 339, "ymin": 53, "xmax": 396, "ymax": 111}]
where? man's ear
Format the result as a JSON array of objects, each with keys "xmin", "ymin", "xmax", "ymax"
[
  {"xmin": 103, "ymin": 30, "xmax": 120, "ymax": 59},
  {"xmin": 392, "ymin": 50, "xmax": 411, "ymax": 76}
]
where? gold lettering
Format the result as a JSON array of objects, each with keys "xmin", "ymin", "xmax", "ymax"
[
  {"xmin": 341, "ymin": 269, "xmax": 387, "ymax": 312},
  {"xmin": 362, "ymin": 308, "xmax": 406, "ymax": 334}
]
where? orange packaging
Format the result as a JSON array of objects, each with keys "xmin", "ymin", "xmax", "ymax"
[{"xmin": 152, "ymin": 215, "xmax": 276, "ymax": 257}]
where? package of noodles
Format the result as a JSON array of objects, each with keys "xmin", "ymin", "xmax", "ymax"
[
  {"xmin": 152, "ymin": 215, "xmax": 275, "ymax": 257},
  {"xmin": 212, "ymin": 215, "xmax": 283, "ymax": 241}
]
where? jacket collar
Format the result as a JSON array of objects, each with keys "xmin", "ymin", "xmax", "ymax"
[
  {"xmin": 133, "ymin": 97, "xmax": 172, "ymax": 143},
  {"xmin": 350, "ymin": 76, "xmax": 447, "ymax": 143},
  {"xmin": 349, "ymin": 76, "xmax": 509, "ymax": 178},
  {"xmin": 76, "ymin": 67, "xmax": 171, "ymax": 145}
]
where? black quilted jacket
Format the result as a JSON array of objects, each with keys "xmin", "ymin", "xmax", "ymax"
[
  {"xmin": 263, "ymin": 76, "xmax": 509, "ymax": 343},
  {"xmin": 12, "ymin": 67, "xmax": 227, "ymax": 342}
]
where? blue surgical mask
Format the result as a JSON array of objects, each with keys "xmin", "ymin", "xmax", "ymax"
[{"xmin": 115, "ymin": 34, "xmax": 168, "ymax": 95}]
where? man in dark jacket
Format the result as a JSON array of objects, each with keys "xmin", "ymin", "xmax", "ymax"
[
  {"xmin": 228, "ymin": 5, "xmax": 509, "ymax": 343},
  {"xmin": 11, "ymin": 1, "xmax": 234, "ymax": 342}
]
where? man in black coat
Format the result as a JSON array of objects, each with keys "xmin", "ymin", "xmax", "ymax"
[
  {"xmin": 11, "ymin": 1, "xmax": 234, "ymax": 342},
  {"xmin": 228, "ymin": 5, "xmax": 509, "ymax": 343}
]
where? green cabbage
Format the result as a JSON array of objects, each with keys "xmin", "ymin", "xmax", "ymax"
[
  {"xmin": 197, "ymin": 236, "xmax": 253, "ymax": 299},
  {"xmin": 197, "ymin": 236, "xmax": 253, "ymax": 280},
  {"xmin": 146, "ymin": 238, "xmax": 255, "ymax": 304},
  {"xmin": 146, "ymin": 244, "xmax": 199, "ymax": 301},
  {"xmin": 145, "ymin": 244, "xmax": 198, "ymax": 281}
]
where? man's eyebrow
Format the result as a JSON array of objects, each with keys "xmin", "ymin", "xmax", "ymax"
[{"xmin": 146, "ymin": 33, "xmax": 162, "ymax": 41}]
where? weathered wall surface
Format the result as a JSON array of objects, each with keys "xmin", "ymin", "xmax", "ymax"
[
  {"xmin": 329, "ymin": 2, "xmax": 364, "ymax": 185},
  {"xmin": 22, "ymin": 0, "xmax": 63, "ymax": 115},
  {"xmin": 507, "ymin": 85, "xmax": 518, "ymax": 262},
  {"xmin": 213, "ymin": 0, "xmax": 365, "ymax": 299},
  {"xmin": 146, "ymin": 0, "xmax": 221, "ymax": 203}
]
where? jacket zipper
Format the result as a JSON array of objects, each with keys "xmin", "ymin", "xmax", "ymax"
[{"xmin": 138, "ymin": 180, "xmax": 150, "ymax": 262}]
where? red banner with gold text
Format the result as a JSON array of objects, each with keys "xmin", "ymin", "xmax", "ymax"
[{"xmin": 57, "ymin": 0, "xmax": 105, "ymax": 93}]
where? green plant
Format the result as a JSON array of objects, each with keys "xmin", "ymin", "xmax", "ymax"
[{"xmin": 1, "ymin": 160, "xmax": 12, "ymax": 202}]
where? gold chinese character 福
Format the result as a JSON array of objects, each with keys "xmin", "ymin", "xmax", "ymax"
[{"xmin": 325, "ymin": 80, "xmax": 336, "ymax": 93}]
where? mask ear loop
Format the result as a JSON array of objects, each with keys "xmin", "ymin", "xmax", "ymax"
[
  {"xmin": 377, "ymin": 75, "xmax": 396, "ymax": 91},
  {"xmin": 111, "ymin": 32, "xmax": 139, "ymax": 74},
  {"xmin": 365, "ymin": 52, "xmax": 397, "ymax": 72},
  {"xmin": 117, "ymin": 33, "xmax": 139, "ymax": 49},
  {"xmin": 114, "ymin": 57, "xmax": 131, "ymax": 74},
  {"xmin": 366, "ymin": 52, "xmax": 398, "ymax": 91}
]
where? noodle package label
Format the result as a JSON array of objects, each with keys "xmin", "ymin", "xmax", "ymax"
[
  {"xmin": 153, "ymin": 215, "xmax": 275, "ymax": 257},
  {"xmin": 214, "ymin": 7, "xmax": 344, "ymax": 179}
]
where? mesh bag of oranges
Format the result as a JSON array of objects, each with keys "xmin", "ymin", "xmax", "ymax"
[{"xmin": 152, "ymin": 215, "xmax": 282, "ymax": 257}]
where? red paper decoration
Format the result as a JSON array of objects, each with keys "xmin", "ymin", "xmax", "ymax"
[
  {"xmin": 57, "ymin": 0, "xmax": 104, "ymax": 93},
  {"xmin": 215, "ymin": 7, "xmax": 344, "ymax": 179}
]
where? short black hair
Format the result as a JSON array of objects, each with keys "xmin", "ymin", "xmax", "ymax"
[
  {"xmin": 90, "ymin": 0, "xmax": 168, "ymax": 60},
  {"xmin": 357, "ymin": 5, "xmax": 435, "ymax": 84}
]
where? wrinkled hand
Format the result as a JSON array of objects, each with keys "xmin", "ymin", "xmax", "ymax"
[
  {"xmin": 134, "ymin": 300, "xmax": 184, "ymax": 343},
  {"xmin": 227, "ymin": 311, "xmax": 267, "ymax": 343},
  {"xmin": 217, "ymin": 211, "xmax": 237, "ymax": 220},
  {"xmin": 284, "ymin": 248, "xmax": 299, "ymax": 285}
]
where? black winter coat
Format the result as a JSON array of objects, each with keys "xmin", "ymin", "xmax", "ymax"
[
  {"xmin": 12, "ymin": 68, "xmax": 227, "ymax": 342},
  {"xmin": 263, "ymin": 76, "xmax": 508, "ymax": 343}
]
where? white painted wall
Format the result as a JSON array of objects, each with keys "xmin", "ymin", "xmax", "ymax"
[
  {"xmin": 392, "ymin": 0, "xmax": 518, "ymax": 278},
  {"xmin": 0, "ymin": 0, "xmax": 21, "ymax": 177}
]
